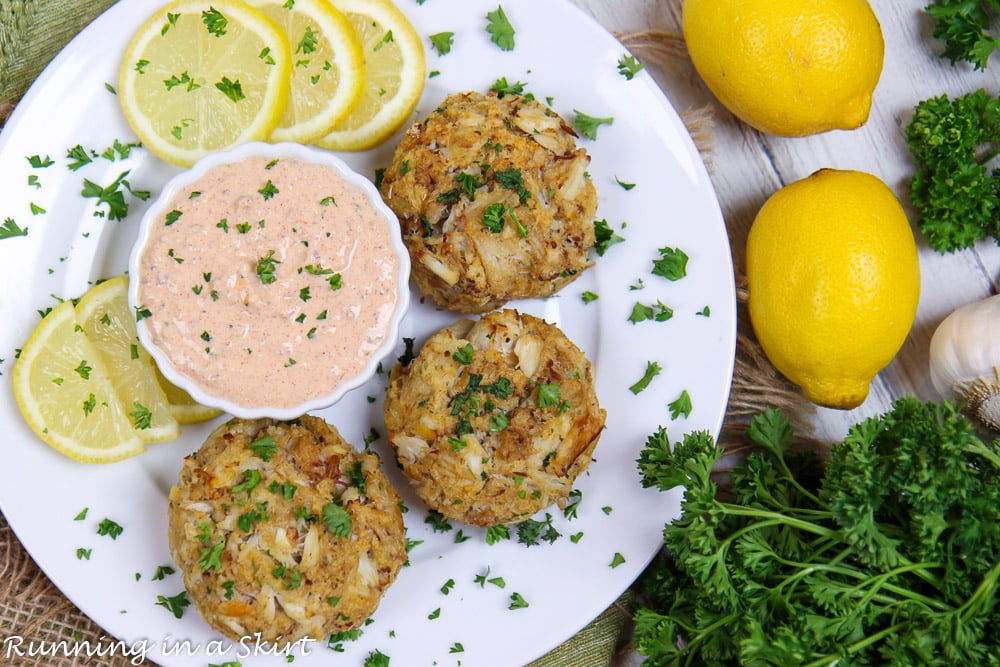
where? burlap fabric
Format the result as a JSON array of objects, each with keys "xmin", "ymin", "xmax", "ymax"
[{"xmin": 0, "ymin": 3, "xmax": 816, "ymax": 665}]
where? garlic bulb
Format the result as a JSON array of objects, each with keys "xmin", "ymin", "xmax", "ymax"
[{"xmin": 929, "ymin": 294, "xmax": 1000, "ymax": 431}]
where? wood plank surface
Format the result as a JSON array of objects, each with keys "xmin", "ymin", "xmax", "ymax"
[{"xmin": 573, "ymin": 0, "xmax": 1000, "ymax": 443}]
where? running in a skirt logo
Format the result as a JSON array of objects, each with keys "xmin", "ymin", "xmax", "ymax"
[{"xmin": 1, "ymin": 633, "xmax": 317, "ymax": 664}]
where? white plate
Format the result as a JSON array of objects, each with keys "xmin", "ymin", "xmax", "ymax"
[{"xmin": 0, "ymin": 1, "xmax": 735, "ymax": 665}]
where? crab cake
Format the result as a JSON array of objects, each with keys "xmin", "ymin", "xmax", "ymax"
[
  {"xmin": 167, "ymin": 415, "xmax": 406, "ymax": 643},
  {"xmin": 379, "ymin": 90, "xmax": 599, "ymax": 313},
  {"xmin": 384, "ymin": 309, "xmax": 606, "ymax": 526}
]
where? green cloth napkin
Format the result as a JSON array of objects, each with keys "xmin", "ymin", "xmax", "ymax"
[
  {"xmin": 0, "ymin": 0, "xmax": 118, "ymax": 104},
  {"xmin": 0, "ymin": 3, "xmax": 636, "ymax": 665}
]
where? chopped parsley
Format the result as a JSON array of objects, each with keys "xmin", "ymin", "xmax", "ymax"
[
  {"xmin": 474, "ymin": 567, "xmax": 506, "ymax": 588},
  {"xmin": 322, "ymin": 500, "xmax": 352, "ymax": 537},
  {"xmin": 482, "ymin": 202, "xmax": 507, "ymax": 232},
  {"xmin": 669, "ymin": 389, "xmax": 693, "ymax": 419},
  {"xmin": 425, "ymin": 509, "xmax": 453, "ymax": 533},
  {"xmin": 652, "ymin": 246, "xmax": 689, "ymax": 281},
  {"xmin": 256, "ymin": 250, "xmax": 280, "ymax": 285},
  {"xmin": 508, "ymin": 592, "xmax": 530, "ymax": 609},
  {"xmin": 129, "ymin": 401, "xmax": 153, "ymax": 429},
  {"xmin": 215, "ymin": 76, "xmax": 245, "ymax": 103},
  {"xmin": 363, "ymin": 650, "xmax": 390, "ymax": 667},
  {"xmin": 198, "ymin": 535, "xmax": 225, "ymax": 571},
  {"xmin": 581, "ymin": 290, "xmax": 599, "ymax": 304},
  {"xmin": 347, "ymin": 459, "xmax": 367, "ymax": 493},
  {"xmin": 486, "ymin": 524, "xmax": 511, "ymax": 545},
  {"xmin": 96, "ymin": 518, "xmax": 124, "ymax": 540},
  {"xmin": 610, "ymin": 552, "xmax": 626, "ymax": 568},
  {"xmin": 574, "ymin": 110, "xmax": 614, "ymax": 140},
  {"xmin": 617, "ymin": 54, "xmax": 645, "ymax": 80},
  {"xmin": 429, "ymin": 31, "xmax": 454, "ymax": 55},
  {"xmin": 516, "ymin": 513, "xmax": 561, "ymax": 546},
  {"xmin": 616, "ymin": 176, "xmax": 636, "ymax": 190},
  {"xmin": 235, "ymin": 438, "xmax": 273, "ymax": 468},
  {"xmin": 593, "ymin": 218, "xmax": 625, "ymax": 255},
  {"xmin": 258, "ymin": 179, "xmax": 279, "ymax": 200},
  {"xmin": 629, "ymin": 361, "xmax": 662, "ymax": 395},
  {"xmin": 486, "ymin": 5, "xmax": 516, "ymax": 51},
  {"xmin": 494, "ymin": 167, "xmax": 531, "ymax": 203},
  {"xmin": 155, "ymin": 592, "xmax": 190, "ymax": 619},
  {"xmin": 232, "ymin": 469, "xmax": 262, "ymax": 495},
  {"xmin": 452, "ymin": 343, "xmax": 474, "ymax": 365},
  {"xmin": 0, "ymin": 218, "xmax": 28, "ymax": 239},
  {"xmin": 629, "ymin": 301, "xmax": 673, "ymax": 324},
  {"xmin": 491, "ymin": 76, "xmax": 531, "ymax": 99},
  {"xmin": 537, "ymin": 382, "xmax": 563, "ymax": 409},
  {"xmin": 563, "ymin": 489, "xmax": 583, "ymax": 520},
  {"xmin": 202, "ymin": 7, "xmax": 228, "ymax": 36},
  {"xmin": 81, "ymin": 170, "xmax": 142, "ymax": 221}
]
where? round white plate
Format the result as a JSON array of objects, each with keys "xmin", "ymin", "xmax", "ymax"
[{"xmin": 0, "ymin": 1, "xmax": 735, "ymax": 665}]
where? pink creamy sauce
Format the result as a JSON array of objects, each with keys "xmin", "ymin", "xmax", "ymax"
[{"xmin": 138, "ymin": 157, "xmax": 399, "ymax": 410}]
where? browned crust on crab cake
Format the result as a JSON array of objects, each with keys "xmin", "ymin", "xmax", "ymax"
[
  {"xmin": 383, "ymin": 309, "xmax": 606, "ymax": 526},
  {"xmin": 167, "ymin": 415, "xmax": 406, "ymax": 643},
  {"xmin": 379, "ymin": 90, "xmax": 598, "ymax": 313}
]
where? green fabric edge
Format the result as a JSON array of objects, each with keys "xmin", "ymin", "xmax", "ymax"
[{"xmin": 1, "ymin": 0, "xmax": 118, "ymax": 103}]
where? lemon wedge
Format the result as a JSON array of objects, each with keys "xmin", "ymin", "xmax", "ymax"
[
  {"xmin": 154, "ymin": 365, "xmax": 224, "ymax": 425},
  {"xmin": 13, "ymin": 301, "xmax": 149, "ymax": 463},
  {"xmin": 247, "ymin": 0, "xmax": 366, "ymax": 143},
  {"xmin": 118, "ymin": 0, "xmax": 292, "ymax": 166},
  {"xmin": 12, "ymin": 277, "xmax": 224, "ymax": 463},
  {"xmin": 76, "ymin": 276, "xmax": 181, "ymax": 444},
  {"xmin": 318, "ymin": 0, "xmax": 425, "ymax": 151}
]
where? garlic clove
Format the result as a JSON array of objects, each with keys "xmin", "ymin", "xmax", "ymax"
[{"xmin": 929, "ymin": 294, "xmax": 1000, "ymax": 431}]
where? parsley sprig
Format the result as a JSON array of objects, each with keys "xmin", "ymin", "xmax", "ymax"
[
  {"xmin": 925, "ymin": 0, "xmax": 1000, "ymax": 70},
  {"xmin": 486, "ymin": 5, "xmax": 516, "ymax": 51},
  {"xmin": 635, "ymin": 398, "xmax": 1000, "ymax": 665},
  {"xmin": 905, "ymin": 88, "xmax": 1000, "ymax": 252}
]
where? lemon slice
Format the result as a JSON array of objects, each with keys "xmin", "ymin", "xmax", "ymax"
[
  {"xmin": 13, "ymin": 301, "xmax": 147, "ymax": 463},
  {"xmin": 154, "ymin": 365, "xmax": 224, "ymax": 424},
  {"xmin": 318, "ymin": 0, "xmax": 425, "ymax": 151},
  {"xmin": 76, "ymin": 277, "xmax": 181, "ymax": 443},
  {"xmin": 119, "ymin": 0, "xmax": 292, "ymax": 166},
  {"xmin": 247, "ymin": 0, "xmax": 366, "ymax": 143}
]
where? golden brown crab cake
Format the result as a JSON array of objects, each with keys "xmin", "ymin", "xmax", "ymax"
[
  {"xmin": 384, "ymin": 309, "xmax": 606, "ymax": 526},
  {"xmin": 167, "ymin": 415, "xmax": 406, "ymax": 643},
  {"xmin": 379, "ymin": 90, "xmax": 598, "ymax": 313}
]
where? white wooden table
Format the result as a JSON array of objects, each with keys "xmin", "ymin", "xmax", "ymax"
[{"xmin": 573, "ymin": 0, "xmax": 1000, "ymax": 443}]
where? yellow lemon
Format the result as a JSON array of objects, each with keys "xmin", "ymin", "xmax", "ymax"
[
  {"xmin": 13, "ymin": 300, "xmax": 151, "ymax": 463},
  {"xmin": 682, "ymin": 0, "xmax": 884, "ymax": 136},
  {"xmin": 746, "ymin": 169, "xmax": 920, "ymax": 409},
  {"xmin": 119, "ymin": 0, "xmax": 292, "ymax": 166},
  {"xmin": 318, "ymin": 0, "xmax": 425, "ymax": 151},
  {"xmin": 76, "ymin": 276, "xmax": 181, "ymax": 444},
  {"xmin": 153, "ymin": 365, "xmax": 224, "ymax": 425},
  {"xmin": 246, "ymin": 0, "xmax": 366, "ymax": 143}
]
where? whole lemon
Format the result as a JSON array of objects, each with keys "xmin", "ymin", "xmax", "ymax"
[
  {"xmin": 746, "ymin": 169, "xmax": 920, "ymax": 409},
  {"xmin": 682, "ymin": 0, "xmax": 884, "ymax": 136}
]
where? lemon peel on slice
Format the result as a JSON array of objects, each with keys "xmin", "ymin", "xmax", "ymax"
[
  {"xmin": 248, "ymin": 0, "xmax": 366, "ymax": 143},
  {"xmin": 318, "ymin": 0, "xmax": 426, "ymax": 151},
  {"xmin": 119, "ymin": 0, "xmax": 292, "ymax": 166},
  {"xmin": 13, "ymin": 301, "xmax": 147, "ymax": 463}
]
